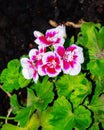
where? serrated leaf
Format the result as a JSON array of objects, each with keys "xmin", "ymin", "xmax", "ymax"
[
  {"xmin": 24, "ymin": 113, "xmax": 40, "ymax": 130},
  {"xmin": 10, "ymin": 94, "xmax": 21, "ymax": 114},
  {"xmin": 7, "ymin": 59, "xmax": 20, "ymax": 69},
  {"xmin": 74, "ymin": 105, "xmax": 92, "ymax": 130},
  {"xmin": 95, "ymin": 77, "xmax": 104, "ymax": 96},
  {"xmin": 87, "ymin": 59, "xmax": 104, "ymax": 77},
  {"xmin": 0, "ymin": 68, "xmax": 7, "ymax": 83},
  {"xmin": 27, "ymin": 88, "xmax": 37, "ymax": 107},
  {"xmin": 89, "ymin": 123, "xmax": 99, "ymax": 130},
  {"xmin": 1, "ymin": 124, "xmax": 22, "ymax": 130},
  {"xmin": 40, "ymin": 107, "xmax": 53, "ymax": 130},
  {"xmin": 96, "ymin": 26, "xmax": 104, "ymax": 50},
  {"xmin": 50, "ymin": 96, "xmax": 92, "ymax": 130},
  {"xmin": 31, "ymin": 76, "xmax": 54, "ymax": 110},
  {"xmin": 89, "ymin": 94, "xmax": 104, "ymax": 124},
  {"xmin": 18, "ymin": 72, "xmax": 31, "ymax": 88},
  {"xmin": 0, "ymin": 59, "xmax": 21, "ymax": 92},
  {"xmin": 77, "ymin": 22, "xmax": 104, "ymax": 60},
  {"xmin": 56, "ymin": 74, "xmax": 92, "ymax": 107},
  {"xmin": 89, "ymin": 94, "xmax": 104, "ymax": 112},
  {"xmin": 50, "ymin": 96, "xmax": 74, "ymax": 130},
  {"xmin": 15, "ymin": 106, "xmax": 35, "ymax": 127}
]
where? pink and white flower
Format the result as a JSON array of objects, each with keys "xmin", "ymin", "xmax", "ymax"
[
  {"xmin": 38, "ymin": 52, "xmax": 62, "ymax": 77},
  {"xmin": 34, "ymin": 25, "xmax": 66, "ymax": 47},
  {"xmin": 29, "ymin": 46, "xmax": 46, "ymax": 67},
  {"xmin": 55, "ymin": 44, "xmax": 84, "ymax": 75},
  {"xmin": 20, "ymin": 58, "xmax": 39, "ymax": 83}
]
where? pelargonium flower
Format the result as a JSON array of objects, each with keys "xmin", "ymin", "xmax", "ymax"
[
  {"xmin": 29, "ymin": 46, "xmax": 46, "ymax": 67},
  {"xmin": 55, "ymin": 44, "xmax": 84, "ymax": 75},
  {"xmin": 34, "ymin": 25, "xmax": 66, "ymax": 47},
  {"xmin": 38, "ymin": 52, "xmax": 62, "ymax": 77},
  {"xmin": 20, "ymin": 58, "xmax": 39, "ymax": 83}
]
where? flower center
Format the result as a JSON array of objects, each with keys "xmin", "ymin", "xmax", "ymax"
[
  {"xmin": 47, "ymin": 59, "xmax": 56, "ymax": 68},
  {"xmin": 64, "ymin": 51, "xmax": 75, "ymax": 62}
]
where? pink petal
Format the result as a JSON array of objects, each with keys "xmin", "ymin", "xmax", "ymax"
[
  {"xmin": 33, "ymin": 71, "xmax": 39, "ymax": 83},
  {"xmin": 55, "ymin": 46, "xmax": 65, "ymax": 57},
  {"xmin": 46, "ymin": 31, "xmax": 57, "ymax": 37},
  {"xmin": 66, "ymin": 45, "xmax": 76, "ymax": 52},
  {"xmin": 46, "ymin": 67, "xmax": 60, "ymax": 77},
  {"xmin": 63, "ymin": 60, "xmax": 70, "ymax": 74},
  {"xmin": 38, "ymin": 46, "xmax": 46, "ymax": 53},
  {"xmin": 39, "ymin": 36, "xmax": 52, "ymax": 46}
]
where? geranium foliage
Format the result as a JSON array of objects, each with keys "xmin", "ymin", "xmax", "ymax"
[{"xmin": 0, "ymin": 22, "xmax": 104, "ymax": 130}]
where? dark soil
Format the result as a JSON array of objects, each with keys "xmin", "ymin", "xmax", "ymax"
[{"xmin": 0, "ymin": 0, "xmax": 104, "ymax": 126}]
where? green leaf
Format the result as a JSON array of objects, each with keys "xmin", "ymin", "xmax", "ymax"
[
  {"xmin": 31, "ymin": 76, "xmax": 54, "ymax": 110},
  {"xmin": 77, "ymin": 22, "xmax": 104, "ymax": 60},
  {"xmin": 102, "ymin": 122, "xmax": 104, "ymax": 129},
  {"xmin": 1, "ymin": 124, "xmax": 22, "ymax": 130},
  {"xmin": 18, "ymin": 72, "xmax": 31, "ymax": 88},
  {"xmin": 64, "ymin": 36, "xmax": 74, "ymax": 48},
  {"xmin": 50, "ymin": 96, "xmax": 74, "ymax": 130},
  {"xmin": 15, "ymin": 106, "xmax": 35, "ymax": 127},
  {"xmin": 0, "ymin": 59, "xmax": 21, "ymax": 92},
  {"xmin": 96, "ymin": 26, "xmax": 104, "ymax": 50},
  {"xmin": 89, "ymin": 123, "xmax": 99, "ymax": 130},
  {"xmin": 74, "ymin": 105, "xmax": 92, "ymax": 130},
  {"xmin": 10, "ymin": 94, "xmax": 21, "ymax": 114},
  {"xmin": 7, "ymin": 59, "xmax": 20, "ymax": 69},
  {"xmin": 88, "ymin": 94, "xmax": 104, "ymax": 124},
  {"xmin": 50, "ymin": 96, "xmax": 92, "ymax": 130},
  {"xmin": 24, "ymin": 113, "xmax": 40, "ymax": 130},
  {"xmin": 95, "ymin": 77, "xmax": 104, "ymax": 96},
  {"xmin": 87, "ymin": 59, "xmax": 104, "ymax": 77},
  {"xmin": 27, "ymin": 88, "xmax": 37, "ymax": 107},
  {"xmin": 89, "ymin": 94, "xmax": 104, "ymax": 112},
  {"xmin": 56, "ymin": 74, "xmax": 92, "ymax": 107},
  {"xmin": 40, "ymin": 107, "xmax": 53, "ymax": 130}
]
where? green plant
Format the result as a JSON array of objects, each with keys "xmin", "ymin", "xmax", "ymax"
[{"xmin": 0, "ymin": 22, "xmax": 104, "ymax": 130}]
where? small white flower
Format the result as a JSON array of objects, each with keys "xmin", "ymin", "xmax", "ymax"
[{"xmin": 20, "ymin": 58, "xmax": 39, "ymax": 83}]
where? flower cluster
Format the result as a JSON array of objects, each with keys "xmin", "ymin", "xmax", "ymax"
[{"xmin": 20, "ymin": 25, "xmax": 84, "ymax": 83}]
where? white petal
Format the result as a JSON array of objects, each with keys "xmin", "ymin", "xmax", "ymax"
[
  {"xmin": 71, "ymin": 44, "xmax": 84, "ymax": 64},
  {"xmin": 20, "ymin": 58, "xmax": 30, "ymax": 68},
  {"xmin": 77, "ymin": 51, "xmax": 84, "ymax": 64},
  {"xmin": 38, "ymin": 66, "xmax": 46, "ymax": 76},
  {"xmin": 57, "ymin": 25, "xmax": 67, "ymax": 38},
  {"xmin": 69, "ymin": 62, "xmax": 81, "ymax": 76},
  {"xmin": 46, "ymin": 27, "xmax": 57, "ymax": 34},
  {"xmin": 46, "ymin": 25, "xmax": 66, "ymax": 38},
  {"xmin": 22, "ymin": 68, "xmax": 34, "ymax": 79},
  {"xmin": 33, "ymin": 31, "xmax": 43, "ymax": 38},
  {"xmin": 29, "ymin": 49, "xmax": 38, "ymax": 59}
]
